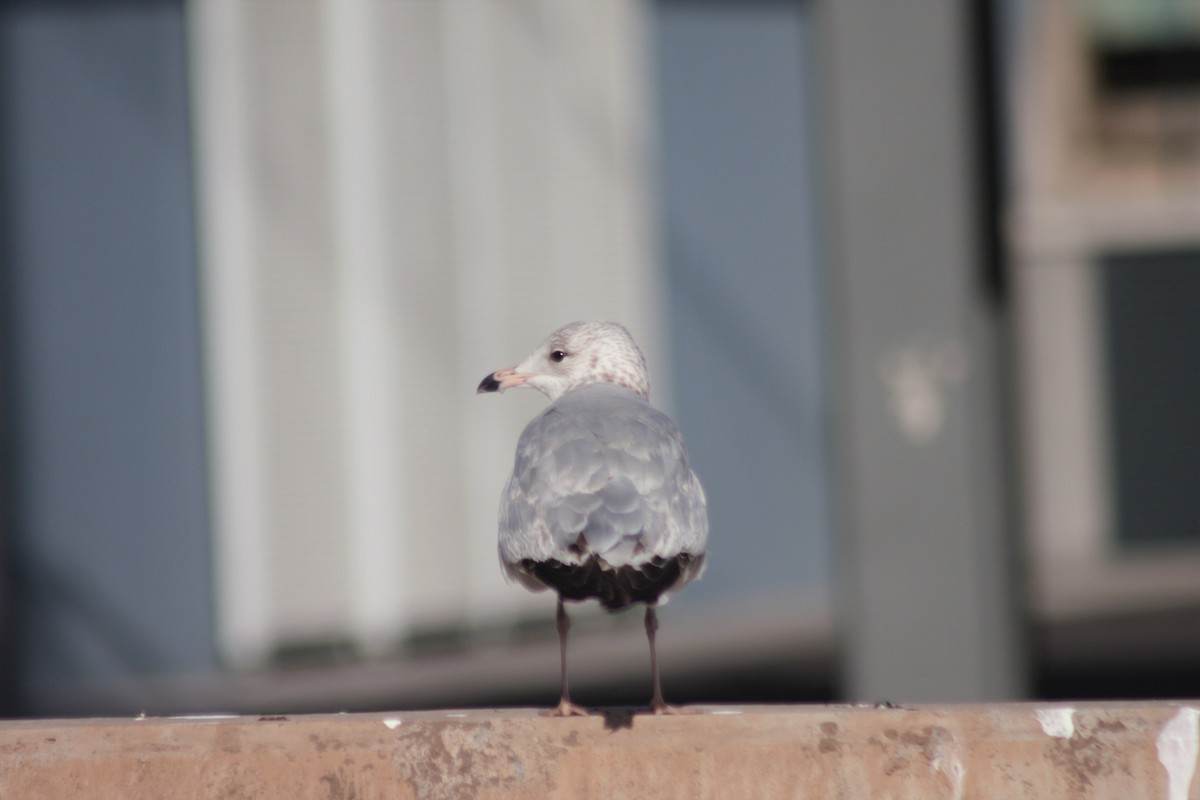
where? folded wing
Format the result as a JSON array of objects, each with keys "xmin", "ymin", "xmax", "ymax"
[{"xmin": 498, "ymin": 384, "xmax": 707, "ymax": 603}]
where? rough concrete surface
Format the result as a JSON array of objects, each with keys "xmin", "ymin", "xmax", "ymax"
[{"xmin": 1, "ymin": 703, "xmax": 1198, "ymax": 799}]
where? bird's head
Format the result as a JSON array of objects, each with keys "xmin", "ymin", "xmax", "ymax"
[{"xmin": 476, "ymin": 321, "xmax": 650, "ymax": 402}]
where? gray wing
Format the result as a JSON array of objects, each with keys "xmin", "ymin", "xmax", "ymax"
[{"xmin": 497, "ymin": 385, "xmax": 707, "ymax": 588}]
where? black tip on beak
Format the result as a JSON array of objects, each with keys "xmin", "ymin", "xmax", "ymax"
[{"xmin": 477, "ymin": 373, "xmax": 501, "ymax": 394}]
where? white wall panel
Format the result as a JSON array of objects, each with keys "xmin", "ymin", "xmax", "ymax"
[{"xmin": 191, "ymin": 0, "xmax": 662, "ymax": 665}]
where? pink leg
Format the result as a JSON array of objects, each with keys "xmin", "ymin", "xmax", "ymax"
[
  {"xmin": 645, "ymin": 605, "xmax": 682, "ymax": 715},
  {"xmin": 548, "ymin": 597, "xmax": 589, "ymax": 717}
]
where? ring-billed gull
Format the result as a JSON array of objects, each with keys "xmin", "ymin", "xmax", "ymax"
[{"xmin": 477, "ymin": 321, "xmax": 708, "ymax": 715}]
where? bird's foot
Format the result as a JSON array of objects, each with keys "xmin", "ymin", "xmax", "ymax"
[
  {"xmin": 649, "ymin": 700, "xmax": 687, "ymax": 716},
  {"xmin": 545, "ymin": 699, "xmax": 590, "ymax": 717}
]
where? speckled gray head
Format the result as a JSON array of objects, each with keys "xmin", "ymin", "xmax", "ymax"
[{"xmin": 476, "ymin": 321, "xmax": 651, "ymax": 401}]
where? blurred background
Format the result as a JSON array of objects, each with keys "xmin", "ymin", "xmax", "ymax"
[{"xmin": 0, "ymin": 0, "xmax": 1198, "ymax": 717}]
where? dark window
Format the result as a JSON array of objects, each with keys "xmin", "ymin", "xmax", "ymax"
[
  {"xmin": 1103, "ymin": 250, "xmax": 1200, "ymax": 546},
  {"xmin": 1096, "ymin": 43, "xmax": 1200, "ymax": 94}
]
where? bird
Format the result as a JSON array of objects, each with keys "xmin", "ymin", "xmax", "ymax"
[{"xmin": 476, "ymin": 321, "xmax": 708, "ymax": 716}]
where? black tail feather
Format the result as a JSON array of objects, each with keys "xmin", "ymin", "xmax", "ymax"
[{"xmin": 520, "ymin": 553, "xmax": 705, "ymax": 611}]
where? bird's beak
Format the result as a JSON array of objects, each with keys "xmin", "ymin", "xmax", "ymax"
[{"xmin": 477, "ymin": 367, "xmax": 530, "ymax": 394}]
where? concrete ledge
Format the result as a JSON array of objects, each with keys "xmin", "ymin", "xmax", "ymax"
[{"xmin": 2, "ymin": 702, "xmax": 1198, "ymax": 798}]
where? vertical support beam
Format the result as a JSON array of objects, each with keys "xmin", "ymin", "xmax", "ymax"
[
  {"xmin": 815, "ymin": 0, "xmax": 1026, "ymax": 701},
  {"xmin": 188, "ymin": 0, "xmax": 272, "ymax": 667},
  {"xmin": 0, "ymin": 12, "xmax": 14, "ymax": 708},
  {"xmin": 323, "ymin": 0, "xmax": 408, "ymax": 655}
]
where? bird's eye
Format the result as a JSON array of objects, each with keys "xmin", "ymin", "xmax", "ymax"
[{"xmin": 550, "ymin": 349, "xmax": 568, "ymax": 363}]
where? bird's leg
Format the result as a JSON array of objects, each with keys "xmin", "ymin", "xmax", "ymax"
[
  {"xmin": 548, "ymin": 597, "xmax": 589, "ymax": 717},
  {"xmin": 645, "ymin": 605, "xmax": 682, "ymax": 715}
]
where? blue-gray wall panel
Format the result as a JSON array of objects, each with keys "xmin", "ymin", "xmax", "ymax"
[
  {"xmin": 653, "ymin": 1, "xmax": 832, "ymax": 604},
  {"xmin": 0, "ymin": 1, "xmax": 216, "ymax": 710}
]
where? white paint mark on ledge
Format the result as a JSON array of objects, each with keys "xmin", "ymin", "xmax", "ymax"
[
  {"xmin": 929, "ymin": 730, "xmax": 966, "ymax": 800},
  {"xmin": 1157, "ymin": 707, "xmax": 1200, "ymax": 800},
  {"xmin": 1035, "ymin": 708, "xmax": 1075, "ymax": 739}
]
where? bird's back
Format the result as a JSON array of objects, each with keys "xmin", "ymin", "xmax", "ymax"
[{"xmin": 498, "ymin": 383, "xmax": 707, "ymax": 608}]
